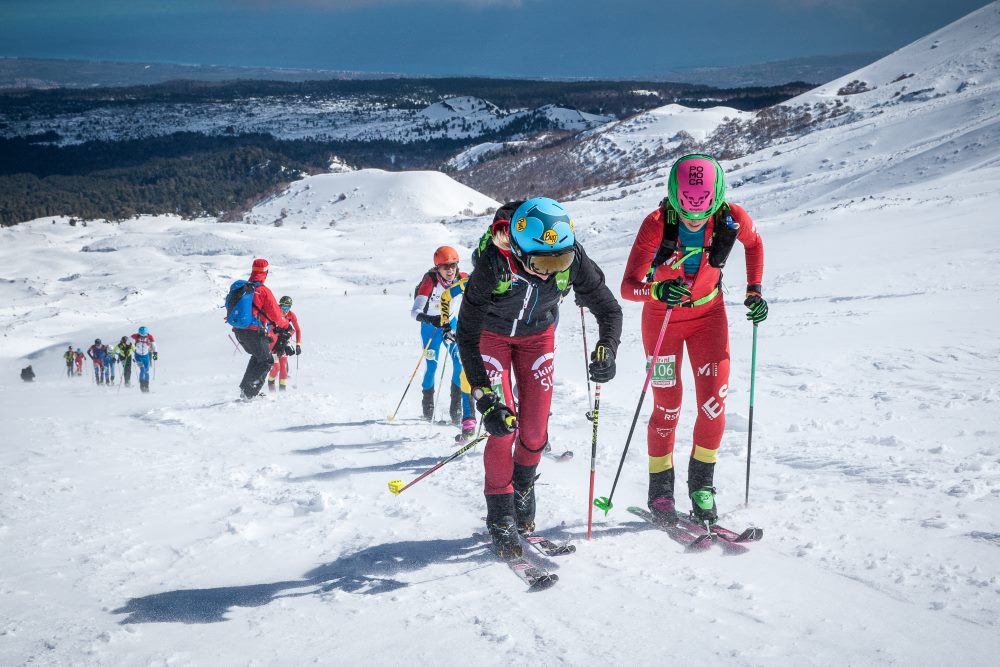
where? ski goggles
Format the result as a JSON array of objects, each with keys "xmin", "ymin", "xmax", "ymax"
[
  {"xmin": 280, "ymin": 305, "xmax": 291, "ymax": 312},
  {"xmin": 437, "ymin": 262, "xmax": 459, "ymax": 271},
  {"xmin": 524, "ymin": 248, "xmax": 575, "ymax": 275}
]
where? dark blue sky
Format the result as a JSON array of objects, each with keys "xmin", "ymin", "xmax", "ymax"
[{"xmin": 0, "ymin": 0, "xmax": 993, "ymax": 78}]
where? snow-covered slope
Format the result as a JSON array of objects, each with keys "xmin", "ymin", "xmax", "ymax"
[
  {"xmin": 245, "ymin": 168, "xmax": 498, "ymax": 227},
  {"xmin": 3, "ymin": 6, "xmax": 1000, "ymax": 666}
]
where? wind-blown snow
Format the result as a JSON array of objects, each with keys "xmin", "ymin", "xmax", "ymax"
[{"xmin": 3, "ymin": 5, "xmax": 1000, "ymax": 666}]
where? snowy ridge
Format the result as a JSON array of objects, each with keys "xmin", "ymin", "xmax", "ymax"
[
  {"xmin": 1, "ymin": 94, "xmax": 613, "ymax": 146},
  {"xmin": 2, "ymin": 6, "xmax": 1000, "ymax": 666}
]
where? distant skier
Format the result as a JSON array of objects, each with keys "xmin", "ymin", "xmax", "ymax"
[
  {"xmin": 458, "ymin": 198, "xmax": 622, "ymax": 559},
  {"xmin": 226, "ymin": 258, "xmax": 290, "ymax": 400},
  {"xmin": 267, "ymin": 295, "xmax": 302, "ymax": 392},
  {"xmin": 620, "ymin": 154, "xmax": 767, "ymax": 526},
  {"xmin": 20, "ymin": 365, "xmax": 35, "ymax": 382},
  {"xmin": 64, "ymin": 345, "xmax": 75, "ymax": 378},
  {"xmin": 74, "ymin": 348, "xmax": 85, "ymax": 376},
  {"xmin": 411, "ymin": 246, "xmax": 468, "ymax": 422},
  {"xmin": 131, "ymin": 326, "xmax": 158, "ymax": 393},
  {"xmin": 86, "ymin": 338, "xmax": 106, "ymax": 385},
  {"xmin": 116, "ymin": 335, "xmax": 135, "ymax": 386},
  {"xmin": 104, "ymin": 343, "xmax": 117, "ymax": 385}
]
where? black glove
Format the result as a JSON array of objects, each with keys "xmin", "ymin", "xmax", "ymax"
[
  {"xmin": 295, "ymin": 344, "xmax": 301, "ymax": 355},
  {"xmin": 744, "ymin": 284, "xmax": 768, "ymax": 324},
  {"xmin": 589, "ymin": 343, "xmax": 616, "ymax": 383},
  {"xmin": 152, "ymin": 352, "xmax": 159, "ymax": 361},
  {"xmin": 651, "ymin": 277, "xmax": 691, "ymax": 308},
  {"xmin": 474, "ymin": 388, "xmax": 517, "ymax": 436},
  {"xmin": 416, "ymin": 313, "xmax": 447, "ymax": 328},
  {"xmin": 285, "ymin": 345, "xmax": 295, "ymax": 356}
]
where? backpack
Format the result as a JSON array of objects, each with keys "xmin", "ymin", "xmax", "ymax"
[
  {"xmin": 646, "ymin": 200, "xmax": 739, "ymax": 282},
  {"xmin": 224, "ymin": 280, "xmax": 260, "ymax": 328}
]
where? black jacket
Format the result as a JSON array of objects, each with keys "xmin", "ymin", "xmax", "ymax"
[{"xmin": 457, "ymin": 242, "xmax": 622, "ymax": 389}]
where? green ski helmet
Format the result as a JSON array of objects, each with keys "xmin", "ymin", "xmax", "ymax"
[
  {"xmin": 279, "ymin": 295, "xmax": 293, "ymax": 309},
  {"xmin": 667, "ymin": 154, "xmax": 726, "ymax": 221}
]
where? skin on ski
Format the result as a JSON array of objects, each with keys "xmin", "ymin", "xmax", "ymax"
[
  {"xmin": 522, "ymin": 534, "xmax": 576, "ymax": 556},
  {"xmin": 627, "ymin": 507, "xmax": 713, "ymax": 552},
  {"xmin": 475, "ymin": 530, "xmax": 576, "ymax": 557},
  {"xmin": 674, "ymin": 512, "xmax": 764, "ymax": 543}
]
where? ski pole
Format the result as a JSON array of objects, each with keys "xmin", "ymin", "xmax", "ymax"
[
  {"xmin": 745, "ymin": 322, "xmax": 759, "ymax": 506},
  {"xmin": 594, "ymin": 309, "xmax": 672, "ymax": 514},
  {"xmin": 432, "ymin": 347, "xmax": 450, "ymax": 421},
  {"xmin": 587, "ymin": 383, "xmax": 603, "ymax": 540},
  {"xmin": 387, "ymin": 337, "xmax": 434, "ymax": 421},
  {"xmin": 580, "ymin": 306, "xmax": 594, "ymax": 421},
  {"xmin": 228, "ymin": 333, "xmax": 241, "ymax": 356},
  {"xmin": 387, "ymin": 433, "xmax": 487, "ymax": 495}
]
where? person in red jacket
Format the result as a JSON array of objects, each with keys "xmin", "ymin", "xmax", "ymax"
[
  {"xmin": 620, "ymin": 154, "xmax": 767, "ymax": 526},
  {"xmin": 267, "ymin": 295, "xmax": 302, "ymax": 391},
  {"xmin": 232, "ymin": 258, "xmax": 290, "ymax": 399}
]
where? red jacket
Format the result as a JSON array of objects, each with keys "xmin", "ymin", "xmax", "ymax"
[
  {"xmin": 249, "ymin": 269, "xmax": 289, "ymax": 331},
  {"xmin": 621, "ymin": 203, "xmax": 764, "ymax": 306},
  {"xmin": 286, "ymin": 310, "xmax": 302, "ymax": 344}
]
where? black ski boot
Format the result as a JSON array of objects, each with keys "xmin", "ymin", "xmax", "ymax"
[
  {"xmin": 139, "ymin": 379, "xmax": 150, "ymax": 394},
  {"xmin": 485, "ymin": 493, "xmax": 522, "ymax": 560},
  {"xmin": 421, "ymin": 388, "xmax": 435, "ymax": 421},
  {"xmin": 647, "ymin": 467, "xmax": 677, "ymax": 525},
  {"xmin": 449, "ymin": 384, "xmax": 463, "ymax": 425},
  {"xmin": 688, "ymin": 459, "xmax": 718, "ymax": 524},
  {"xmin": 512, "ymin": 463, "xmax": 538, "ymax": 535}
]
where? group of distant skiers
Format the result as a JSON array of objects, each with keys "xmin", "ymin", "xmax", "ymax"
[
  {"xmin": 60, "ymin": 327, "xmax": 159, "ymax": 392},
  {"xmin": 221, "ymin": 153, "xmax": 768, "ymax": 559}
]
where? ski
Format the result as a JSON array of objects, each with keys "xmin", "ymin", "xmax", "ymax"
[
  {"xmin": 627, "ymin": 507, "xmax": 713, "ymax": 552},
  {"xmin": 546, "ymin": 449, "xmax": 574, "ymax": 461},
  {"xmin": 522, "ymin": 533, "xmax": 576, "ymax": 557},
  {"xmin": 675, "ymin": 513, "xmax": 764, "ymax": 544},
  {"xmin": 501, "ymin": 554, "xmax": 559, "ymax": 590}
]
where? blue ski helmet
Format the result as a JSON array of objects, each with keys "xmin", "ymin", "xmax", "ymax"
[
  {"xmin": 509, "ymin": 197, "xmax": 576, "ymax": 275},
  {"xmin": 138, "ymin": 326, "xmax": 148, "ymax": 336}
]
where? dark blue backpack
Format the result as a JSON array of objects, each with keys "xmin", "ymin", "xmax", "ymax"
[{"xmin": 224, "ymin": 280, "xmax": 260, "ymax": 328}]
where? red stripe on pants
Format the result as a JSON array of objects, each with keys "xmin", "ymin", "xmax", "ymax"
[{"xmin": 479, "ymin": 326, "xmax": 556, "ymax": 495}]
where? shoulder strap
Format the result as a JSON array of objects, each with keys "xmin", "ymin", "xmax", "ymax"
[
  {"xmin": 707, "ymin": 203, "xmax": 739, "ymax": 269},
  {"xmin": 646, "ymin": 199, "xmax": 680, "ymax": 282}
]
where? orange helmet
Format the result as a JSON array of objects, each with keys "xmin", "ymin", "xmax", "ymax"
[{"xmin": 433, "ymin": 246, "xmax": 459, "ymax": 266}]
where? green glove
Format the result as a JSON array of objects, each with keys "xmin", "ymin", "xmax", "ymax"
[
  {"xmin": 651, "ymin": 277, "xmax": 691, "ymax": 308},
  {"xmin": 744, "ymin": 284, "xmax": 768, "ymax": 324}
]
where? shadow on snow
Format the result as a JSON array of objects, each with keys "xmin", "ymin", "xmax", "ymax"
[{"xmin": 113, "ymin": 535, "xmax": 489, "ymax": 625}]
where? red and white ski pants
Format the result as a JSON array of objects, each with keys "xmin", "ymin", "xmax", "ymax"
[
  {"xmin": 479, "ymin": 326, "xmax": 556, "ymax": 495},
  {"xmin": 268, "ymin": 355, "xmax": 289, "ymax": 385},
  {"xmin": 642, "ymin": 298, "xmax": 730, "ymax": 473}
]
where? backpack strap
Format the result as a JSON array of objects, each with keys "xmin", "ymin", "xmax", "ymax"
[
  {"xmin": 706, "ymin": 203, "xmax": 739, "ymax": 269},
  {"xmin": 646, "ymin": 199, "xmax": 680, "ymax": 282}
]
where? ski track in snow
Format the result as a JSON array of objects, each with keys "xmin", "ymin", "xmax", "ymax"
[{"xmin": 4, "ymin": 6, "xmax": 1000, "ymax": 664}]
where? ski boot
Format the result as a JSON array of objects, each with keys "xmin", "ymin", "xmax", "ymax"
[
  {"xmin": 512, "ymin": 463, "xmax": 538, "ymax": 535},
  {"xmin": 449, "ymin": 384, "xmax": 463, "ymax": 425},
  {"xmin": 421, "ymin": 388, "xmax": 435, "ymax": 421},
  {"xmin": 485, "ymin": 493, "xmax": 522, "ymax": 560},
  {"xmin": 267, "ymin": 379, "xmax": 276, "ymax": 392},
  {"xmin": 278, "ymin": 382, "xmax": 287, "ymax": 392},
  {"xmin": 140, "ymin": 379, "xmax": 150, "ymax": 394},
  {"xmin": 456, "ymin": 417, "xmax": 477, "ymax": 445},
  {"xmin": 647, "ymin": 468, "xmax": 677, "ymax": 525},
  {"xmin": 688, "ymin": 459, "xmax": 718, "ymax": 524}
]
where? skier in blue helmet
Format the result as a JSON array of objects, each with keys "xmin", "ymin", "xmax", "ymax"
[{"xmin": 457, "ymin": 197, "xmax": 623, "ymax": 559}]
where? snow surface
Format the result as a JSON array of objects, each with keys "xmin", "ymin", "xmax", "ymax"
[{"xmin": 3, "ymin": 5, "xmax": 1000, "ymax": 666}]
